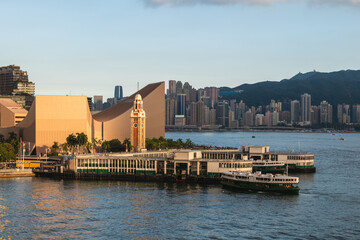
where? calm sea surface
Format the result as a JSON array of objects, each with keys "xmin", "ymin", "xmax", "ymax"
[{"xmin": 1, "ymin": 132, "xmax": 360, "ymax": 239}]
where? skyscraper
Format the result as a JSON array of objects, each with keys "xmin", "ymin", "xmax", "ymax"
[
  {"xmin": 176, "ymin": 81, "xmax": 183, "ymax": 95},
  {"xmin": 87, "ymin": 97, "xmax": 93, "ymax": 111},
  {"xmin": 320, "ymin": 101, "xmax": 333, "ymax": 124},
  {"xmin": 301, "ymin": 93, "xmax": 311, "ymax": 122},
  {"xmin": 216, "ymin": 100, "xmax": 229, "ymax": 127},
  {"xmin": 291, "ymin": 100, "xmax": 300, "ymax": 124},
  {"xmin": 114, "ymin": 86, "xmax": 123, "ymax": 102},
  {"xmin": 165, "ymin": 98, "xmax": 176, "ymax": 125},
  {"xmin": 337, "ymin": 104, "xmax": 350, "ymax": 124},
  {"xmin": 93, "ymin": 95, "xmax": 103, "ymax": 111},
  {"xmin": 176, "ymin": 94, "xmax": 186, "ymax": 116},
  {"xmin": 352, "ymin": 104, "xmax": 360, "ymax": 123},
  {"xmin": 168, "ymin": 80, "xmax": 176, "ymax": 98}
]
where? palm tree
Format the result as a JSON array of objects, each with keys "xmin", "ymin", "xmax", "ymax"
[
  {"xmin": 62, "ymin": 142, "xmax": 69, "ymax": 153},
  {"xmin": 101, "ymin": 141, "xmax": 110, "ymax": 153},
  {"xmin": 185, "ymin": 139, "xmax": 194, "ymax": 148},
  {"xmin": 66, "ymin": 133, "xmax": 77, "ymax": 153}
]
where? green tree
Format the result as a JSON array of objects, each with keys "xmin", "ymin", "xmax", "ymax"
[
  {"xmin": 76, "ymin": 132, "xmax": 88, "ymax": 147},
  {"xmin": 123, "ymin": 138, "xmax": 133, "ymax": 152},
  {"xmin": 62, "ymin": 142, "xmax": 69, "ymax": 153},
  {"xmin": 0, "ymin": 134, "xmax": 5, "ymax": 143},
  {"xmin": 6, "ymin": 132, "xmax": 19, "ymax": 152},
  {"xmin": 101, "ymin": 141, "xmax": 110, "ymax": 152},
  {"xmin": 109, "ymin": 139, "xmax": 125, "ymax": 152},
  {"xmin": 49, "ymin": 141, "xmax": 59, "ymax": 156},
  {"xmin": 66, "ymin": 133, "xmax": 77, "ymax": 152},
  {"xmin": 0, "ymin": 143, "xmax": 16, "ymax": 162},
  {"xmin": 146, "ymin": 138, "xmax": 154, "ymax": 150},
  {"xmin": 176, "ymin": 138, "xmax": 184, "ymax": 148},
  {"xmin": 185, "ymin": 139, "xmax": 194, "ymax": 148}
]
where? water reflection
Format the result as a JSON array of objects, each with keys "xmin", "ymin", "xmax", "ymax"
[
  {"xmin": 0, "ymin": 197, "xmax": 10, "ymax": 240},
  {"xmin": 29, "ymin": 180, "xmax": 93, "ymax": 239}
]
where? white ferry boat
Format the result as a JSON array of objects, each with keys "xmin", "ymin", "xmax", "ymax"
[
  {"xmin": 221, "ymin": 171, "xmax": 299, "ymax": 194},
  {"xmin": 252, "ymin": 160, "xmax": 286, "ymax": 174},
  {"xmin": 241, "ymin": 145, "xmax": 315, "ymax": 173}
]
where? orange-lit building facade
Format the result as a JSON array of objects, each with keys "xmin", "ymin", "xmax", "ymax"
[{"xmin": 0, "ymin": 82, "xmax": 165, "ymax": 154}]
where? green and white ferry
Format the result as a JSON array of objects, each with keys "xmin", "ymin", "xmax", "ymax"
[
  {"xmin": 241, "ymin": 145, "xmax": 315, "ymax": 173},
  {"xmin": 221, "ymin": 171, "xmax": 300, "ymax": 194},
  {"xmin": 252, "ymin": 160, "xmax": 286, "ymax": 174}
]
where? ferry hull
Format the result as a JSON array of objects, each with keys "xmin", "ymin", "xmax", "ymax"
[
  {"xmin": 252, "ymin": 166, "xmax": 285, "ymax": 174},
  {"xmin": 221, "ymin": 178, "xmax": 299, "ymax": 194},
  {"xmin": 288, "ymin": 166, "xmax": 316, "ymax": 173}
]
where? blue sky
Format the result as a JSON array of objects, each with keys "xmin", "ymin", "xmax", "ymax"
[{"xmin": 1, "ymin": 0, "xmax": 359, "ymax": 99}]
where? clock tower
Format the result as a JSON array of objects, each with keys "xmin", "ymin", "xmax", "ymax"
[{"xmin": 130, "ymin": 94, "xmax": 146, "ymax": 152}]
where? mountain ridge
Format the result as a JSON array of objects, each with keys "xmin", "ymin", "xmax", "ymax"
[{"xmin": 220, "ymin": 69, "xmax": 360, "ymax": 107}]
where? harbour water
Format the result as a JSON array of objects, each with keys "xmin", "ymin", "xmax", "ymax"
[{"xmin": 1, "ymin": 132, "xmax": 359, "ymax": 239}]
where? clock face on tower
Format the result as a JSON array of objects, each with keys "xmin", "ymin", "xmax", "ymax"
[{"xmin": 134, "ymin": 123, "xmax": 138, "ymax": 128}]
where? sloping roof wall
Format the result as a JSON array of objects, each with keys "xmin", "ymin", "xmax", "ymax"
[
  {"xmin": 93, "ymin": 82, "xmax": 163, "ymax": 122},
  {"xmin": 93, "ymin": 82, "xmax": 165, "ymax": 141}
]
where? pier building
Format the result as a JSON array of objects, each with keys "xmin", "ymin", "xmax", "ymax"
[
  {"xmin": 69, "ymin": 149, "xmax": 253, "ymax": 179},
  {"xmin": 240, "ymin": 145, "xmax": 315, "ymax": 172}
]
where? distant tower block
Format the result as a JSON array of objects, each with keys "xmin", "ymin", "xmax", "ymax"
[{"xmin": 130, "ymin": 94, "xmax": 146, "ymax": 152}]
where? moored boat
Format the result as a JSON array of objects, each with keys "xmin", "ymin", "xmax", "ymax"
[
  {"xmin": 252, "ymin": 160, "xmax": 286, "ymax": 174},
  {"xmin": 221, "ymin": 171, "xmax": 299, "ymax": 194}
]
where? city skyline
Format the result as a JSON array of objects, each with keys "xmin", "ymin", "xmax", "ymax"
[{"xmin": 1, "ymin": 1, "xmax": 360, "ymax": 99}]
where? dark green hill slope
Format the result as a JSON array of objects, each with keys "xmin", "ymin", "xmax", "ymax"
[{"xmin": 220, "ymin": 70, "xmax": 360, "ymax": 107}]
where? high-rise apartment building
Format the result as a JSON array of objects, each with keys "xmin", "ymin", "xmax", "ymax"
[
  {"xmin": 176, "ymin": 94, "xmax": 186, "ymax": 116},
  {"xmin": 93, "ymin": 95, "xmax": 103, "ymax": 111},
  {"xmin": 165, "ymin": 98, "xmax": 176, "ymax": 125},
  {"xmin": 244, "ymin": 109, "xmax": 254, "ymax": 126},
  {"xmin": 216, "ymin": 100, "xmax": 229, "ymax": 127},
  {"xmin": 176, "ymin": 81, "xmax": 183, "ymax": 95},
  {"xmin": 301, "ymin": 93, "xmax": 311, "ymax": 122},
  {"xmin": 0, "ymin": 65, "xmax": 35, "ymax": 95},
  {"xmin": 337, "ymin": 104, "xmax": 350, "ymax": 124},
  {"xmin": 168, "ymin": 80, "xmax": 177, "ymax": 98},
  {"xmin": 0, "ymin": 65, "xmax": 35, "ymax": 109},
  {"xmin": 196, "ymin": 101, "xmax": 205, "ymax": 127},
  {"xmin": 114, "ymin": 86, "xmax": 123, "ymax": 102},
  {"xmin": 320, "ymin": 101, "xmax": 333, "ymax": 124},
  {"xmin": 188, "ymin": 102, "xmax": 197, "ymax": 126},
  {"xmin": 87, "ymin": 97, "xmax": 93, "ymax": 111},
  {"xmin": 311, "ymin": 106, "xmax": 320, "ymax": 125},
  {"xmin": 352, "ymin": 104, "xmax": 360, "ymax": 123},
  {"xmin": 205, "ymin": 87, "xmax": 219, "ymax": 107},
  {"xmin": 183, "ymin": 82, "xmax": 191, "ymax": 104},
  {"xmin": 291, "ymin": 100, "xmax": 300, "ymax": 123}
]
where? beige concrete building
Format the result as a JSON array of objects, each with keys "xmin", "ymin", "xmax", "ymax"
[
  {"xmin": 0, "ymin": 99, "xmax": 28, "ymax": 127},
  {"xmin": 0, "ymin": 82, "xmax": 165, "ymax": 154}
]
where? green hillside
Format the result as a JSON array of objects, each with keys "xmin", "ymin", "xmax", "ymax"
[{"xmin": 220, "ymin": 70, "xmax": 360, "ymax": 107}]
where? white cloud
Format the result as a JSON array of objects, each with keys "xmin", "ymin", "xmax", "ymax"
[{"xmin": 142, "ymin": 0, "xmax": 360, "ymax": 6}]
